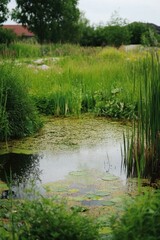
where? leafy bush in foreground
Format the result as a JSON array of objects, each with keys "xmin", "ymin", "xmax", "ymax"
[
  {"xmin": 1, "ymin": 198, "xmax": 100, "ymax": 240},
  {"xmin": 110, "ymin": 190, "xmax": 160, "ymax": 240}
]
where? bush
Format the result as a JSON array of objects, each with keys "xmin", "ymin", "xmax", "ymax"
[
  {"xmin": 0, "ymin": 64, "xmax": 41, "ymax": 140},
  {"xmin": 0, "ymin": 28, "xmax": 17, "ymax": 45},
  {"xmin": 6, "ymin": 198, "xmax": 100, "ymax": 240},
  {"xmin": 110, "ymin": 191, "xmax": 160, "ymax": 240}
]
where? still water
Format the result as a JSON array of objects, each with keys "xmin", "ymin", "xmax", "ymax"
[{"xmin": 0, "ymin": 117, "xmax": 128, "ymax": 187}]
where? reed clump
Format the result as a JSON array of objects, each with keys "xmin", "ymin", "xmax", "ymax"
[
  {"xmin": 123, "ymin": 52, "xmax": 160, "ymax": 183},
  {"xmin": 0, "ymin": 63, "xmax": 41, "ymax": 141}
]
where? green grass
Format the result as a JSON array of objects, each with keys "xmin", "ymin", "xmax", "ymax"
[
  {"xmin": 6, "ymin": 44, "xmax": 147, "ymax": 118},
  {"xmin": 0, "ymin": 43, "xmax": 159, "ymax": 141}
]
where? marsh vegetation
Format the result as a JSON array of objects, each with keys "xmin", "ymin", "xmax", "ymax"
[{"xmin": 0, "ymin": 43, "xmax": 160, "ymax": 239}]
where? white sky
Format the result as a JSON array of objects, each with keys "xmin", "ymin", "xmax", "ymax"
[{"xmin": 5, "ymin": 0, "xmax": 160, "ymax": 26}]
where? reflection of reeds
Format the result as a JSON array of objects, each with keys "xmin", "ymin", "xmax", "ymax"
[{"xmin": 123, "ymin": 52, "xmax": 160, "ymax": 183}]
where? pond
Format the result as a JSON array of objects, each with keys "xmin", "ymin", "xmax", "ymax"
[{"xmin": 0, "ymin": 116, "xmax": 129, "ymax": 195}]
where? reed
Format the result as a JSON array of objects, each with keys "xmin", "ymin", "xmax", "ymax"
[{"xmin": 123, "ymin": 51, "xmax": 160, "ymax": 182}]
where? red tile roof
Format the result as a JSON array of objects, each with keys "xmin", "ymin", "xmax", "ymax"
[{"xmin": 2, "ymin": 25, "xmax": 34, "ymax": 37}]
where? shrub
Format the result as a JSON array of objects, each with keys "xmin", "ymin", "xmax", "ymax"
[
  {"xmin": 0, "ymin": 64, "xmax": 41, "ymax": 140},
  {"xmin": 110, "ymin": 190, "xmax": 160, "ymax": 240},
  {"xmin": 7, "ymin": 198, "xmax": 100, "ymax": 240},
  {"xmin": 0, "ymin": 28, "xmax": 17, "ymax": 45}
]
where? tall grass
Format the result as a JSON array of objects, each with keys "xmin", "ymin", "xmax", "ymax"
[
  {"xmin": 123, "ymin": 52, "xmax": 160, "ymax": 182},
  {"xmin": 16, "ymin": 46, "xmax": 145, "ymax": 118},
  {"xmin": 0, "ymin": 42, "xmax": 99, "ymax": 59},
  {"xmin": 0, "ymin": 44, "xmax": 150, "ymax": 119},
  {"xmin": 0, "ymin": 63, "xmax": 41, "ymax": 141}
]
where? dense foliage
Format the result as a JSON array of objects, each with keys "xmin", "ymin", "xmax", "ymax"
[
  {"xmin": 0, "ymin": 64, "xmax": 41, "ymax": 141},
  {"xmin": 110, "ymin": 191, "xmax": 160, "ymax": 240},
  {"xmin": 80, "ymin": 22, "xmax": 159, "ymax": 47},
  {"xmin": 12, "ymin": 0, "xmax": 80, "ymax": 43},
  {"xmin": 0, "ymin": 0, "xmax": 9, "ymax": 24},
  {"xmin": 0, "ymin": 28, "xmax": 17, "ymax": 45},
  {"xmin": 0, "ymin": 197, "xmax": 100, "ymax": 240}
]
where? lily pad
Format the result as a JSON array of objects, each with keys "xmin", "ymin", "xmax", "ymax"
[
  {"xmin": 81, "ymin": 200, "xmax": 103, "ymax": 206},
  {"xmin": 68, "ymin": 188, "xmax": 79, "ymax": 193},
  {"xmin": 69, "ymin": 171, "xmax": 88, "ymax": 176},
  {"xmin": 101, "ymin": 173, "xmax": 119, "ymax": 181},
  {"xmin": 101, "ymin": 200, "xmax": 115, "ymax": 206},
  {"xmin": 68, "ymin": 196, "xmax": 85, "ymax": 202},
  {"xmin": 85, "ymin": 193, "xmax": 102, "ymax": 200},
  {"xmin": 111, "ymin": 197, "xmax": 123, "ymax": 204},
  {"xmin": 94, "ymin": 191, "xmax": 110, "ymax": 197}
]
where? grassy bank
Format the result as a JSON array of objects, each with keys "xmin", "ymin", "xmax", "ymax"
[
  {"xmin": 1, "ymin": 44, "xmax": 151, "ymax": 118},
  {"xmin": 1, "ymin": 43, "xmax": 158, "ymax": 140}
]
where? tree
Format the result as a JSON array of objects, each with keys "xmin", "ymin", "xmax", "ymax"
[
  {"xmin": 107, "ymin": 11, "xmax": 128, "ymax": 27},
  {"xmin": 0, "ymin": 0, "xmax": 9, "ymax": 24},
  {"xmin": 105, "ymin": 11, "xmax": 130, "ymax": 47},
  {"xmin": 104, "ymin": 25, "xmax": 131, "ymax": 48},
  {"xmin": 141, "ymin": 27, "xmax": 159, "ymax": 47},
  {"xmin": 12, "ymin": 0, "xmax": 80, "ymax": 43},
  {"xmin": 127, "ymin": 22, "xmax": 148, "ymax": 44}
]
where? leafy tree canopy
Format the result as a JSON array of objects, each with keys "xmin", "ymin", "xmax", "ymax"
[
  {"xmin": 0, "ymin": 0, "xmax": 9, "ymax": 24},
  {"xmin": 12, "ymin": 0, "xmax": 80, "ymax": 43}
]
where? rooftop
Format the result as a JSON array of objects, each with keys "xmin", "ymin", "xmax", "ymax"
[{"xmin": 2, "ymin": 25, "xmax": 34, "ymax": 37}]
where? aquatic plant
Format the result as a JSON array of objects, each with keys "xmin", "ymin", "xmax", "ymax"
[{"xmin": 123, "ymin": 52, "xmax": 160, "ymax": 182}]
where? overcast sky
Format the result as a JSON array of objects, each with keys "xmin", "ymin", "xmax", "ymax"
[{"xmin": 5, "ymin": 0, "xmax": 160, "ymax": 26}]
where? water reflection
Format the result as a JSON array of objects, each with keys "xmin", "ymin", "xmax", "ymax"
[
  {"xmin": 0, "ymin": 118, "xmax": 128, "ymax": 191},
  {"xmin": 0, "ymin": 143, "xmax": 126, "ymax": 188},
  {"xmin": 0, "ymin": 153, "xmax": 42, "ymax": 185}
]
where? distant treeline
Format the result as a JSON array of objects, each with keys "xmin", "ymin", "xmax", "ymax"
[
  {"xmin": 1, "ymin": 21, "xmax": 160, "ymax": 48},
  {"xmin": 0, "ymin": 1, "xmax": 160, "ymax": 47},
  {"xmin": 79, "ymin": 21, "xmax": 160, "ymax": 47}
]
